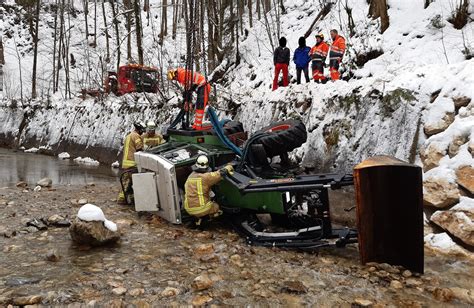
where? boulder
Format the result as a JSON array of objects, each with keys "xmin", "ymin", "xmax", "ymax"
[
  {"xmin": 421, "ymin": 144, "xmax": 446, "ymax": 171},
  {"xmin": 161, "ymin": 287, "xmax": 180, "ymax": 297},
  {"xmin": 448, "ymin": 135, "xmax": 468, "ymax": 158},
  {"xmin": 13, "ymin": 295, "xmax": 43, "ymax": 306},
  {"xmin": 69, "ymin": 219, "xmax": 120, "ymax": 246},
  {"xmin": 456, "ymin": 166, "xmax": 474, "ymax": 194},
  {"xmin": 191, "ymin": 295, "xmax": 213, "ymax": 306},
  {"xmin": 424, "ymin": 232, "xmax": 471, "ymax": 257},
  {"xmin": 423, "ymin": 178, "xmax": 459, "ymax": 208},
  {"xmin": 452, "ymin": 96, "xmax": 471, "ymax": 109},
  {"xmin": 192, "ymin": 274, "xmax": 213, "ymax": 291},
  {"xmin": 36, "ymin": 177, "xmax": 52, "ymax": 187},
  {"xmin": 424, "ymin": 112, "xmax": 454, "ymax": 136},
  {"xmin": 430, "ymin": 198, "xmax": 474, "ymax": 246}
]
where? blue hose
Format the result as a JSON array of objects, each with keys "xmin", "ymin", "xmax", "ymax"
[{"xmin": 207, "ymin": 107, "xmax": 243, "ymax": 157}]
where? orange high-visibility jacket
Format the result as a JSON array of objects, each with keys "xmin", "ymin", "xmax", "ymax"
[
  {"xmin": 310, "ymin": 41, "xmax": 329, "ymax": 61},
  {"xmin": 329, "ymin": 35, "xmax": 346, "ymax": 59},
  {"xmin": 176, "ymin": 68, "xmax": 207, "ymax": 89}
]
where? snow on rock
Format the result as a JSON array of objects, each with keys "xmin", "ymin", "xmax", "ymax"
[
  {"xmin": 423, "ymin": 97, "xmax": 455, "ymax": 136},
  {"xmin": 423, "ymin": 167, "xmax": 460, "ymax": 209},
  {"xmin": 431, "ymin": 197, "xmax": 474, "ymax": 247},
  {"xmin": 58, "ymin": 152, "xmax": 71, "ymax": 160},
  {"xmin": 73, "ymin": 157, "xmax": 100, "ymax": 166},
  {"xmin": 424, "ymin": 233, "xmax": 471, "ymax": 257},
  {"xmin": 24, "ymin": 147, "xmax": 39, "ymax": 153},
  {"xmin": 111, "ymin": 161, "xmax": 120, "ymax": 169},
  {"xmin": 77, "ymin": 203, "xmax": 117, "ymax": 232}
]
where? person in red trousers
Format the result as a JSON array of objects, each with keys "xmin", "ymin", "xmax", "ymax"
[{"xmin": 272, "ymin": 37, "xmax": 290, "ymax": 91}]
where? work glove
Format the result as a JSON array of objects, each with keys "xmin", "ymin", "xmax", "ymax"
[{"xmin": 219, "ymin": 164, "xmax": 234, "ymax": 176}]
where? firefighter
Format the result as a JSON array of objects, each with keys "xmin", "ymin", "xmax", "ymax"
[
  {"xmin": 272, "ymin": 37, "xmax": 290, "ymax": 91},
  {"xmin": 142, "ymin": 120, "xmax": 164, "ymax": 150},
  {"xmin": 329, "ymin": 29, "xmax": 346, "ymax": 81},
  {"xmin": 309, "ymin": 33, "xmax": 329, "ymax": 83},
  {"xmin": 117, "ymin": 122, "xmax": 145, "ymax": 205},
  {"xmin": 167, "ymin": 68, "xmax": 211, "ymax": 130},
  {"xmin": 184, "ymin": 155, "xmax": 234, "ymax": 220}
]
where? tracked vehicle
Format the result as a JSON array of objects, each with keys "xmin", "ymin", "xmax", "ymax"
[{"xmin": 130, "ymin": 107, "xmax": 358, "ymax": 249}]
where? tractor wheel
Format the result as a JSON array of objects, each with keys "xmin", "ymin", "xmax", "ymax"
[
  {"xmin": 222, "ymin": 121, "xmax": 244, "ymax": 135},
  {"xmin": 253, "ymin": 120, "xmax": 307, "ymax": 158}
]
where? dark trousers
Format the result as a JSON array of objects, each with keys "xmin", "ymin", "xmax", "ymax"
[{"xmin": 296, "ymin": 66, "xmax": 310, "ymax": 84}]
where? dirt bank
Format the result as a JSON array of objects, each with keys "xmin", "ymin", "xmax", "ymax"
[{"xmin": 1, "ymin": 183, "xmax": 473, "ymax": 306}]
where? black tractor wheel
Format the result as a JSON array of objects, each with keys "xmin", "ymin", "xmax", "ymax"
[{"xmin": 253, "ymin": 120, "xmax": 307, "ymax": 158}]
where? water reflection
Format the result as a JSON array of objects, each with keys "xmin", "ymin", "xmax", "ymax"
[{"xmin": 0, "ymin": 148, "xmax": 118, "ymax": 186}]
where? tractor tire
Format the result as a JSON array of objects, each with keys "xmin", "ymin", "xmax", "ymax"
[
  {"xmin": 222, "ymin": 121, "xmax": 244, "ymax": 135},
  {"xmin": 253, "ymin": 120, "xmax": 307, "ymax": 158}
]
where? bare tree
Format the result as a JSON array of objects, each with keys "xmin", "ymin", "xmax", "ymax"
[
  {"xmin": 124, "ymin": 0, "xmax": 133, "ymax": 61},
  {"xmin": 248, "ymin": 0, "xmax": 253, "ymax": 27},
  {"xmin": 368, "ymin": 0, "xmax": 390, "ymax": 33},
  {"xmin": 102, "ymin": 0, "xmax": 110, "ymax": 62},
  {"xmin": 31, "ymin": 0, "xmax": 41, "ymax": 98},
  {"xmin": 134, "ymin": 0, "xmax": 144, "ymax": 64},
  {"xmin": 160, "ymin": 0, "xmax": 168, "ymax": 42},
  {"xmin": 110, "ymin": 0, "xmax": 121, "ymax": 71}
]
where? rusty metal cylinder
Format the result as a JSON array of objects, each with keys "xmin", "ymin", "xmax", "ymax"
[{"xmin": 354, "ymin": 156, "xmax": 424, "ymax": 273}]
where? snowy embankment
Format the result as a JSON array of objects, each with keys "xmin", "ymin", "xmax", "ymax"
[{"xmin": 0, "ymin": 94, "xmax": 181, "ymax": 164}]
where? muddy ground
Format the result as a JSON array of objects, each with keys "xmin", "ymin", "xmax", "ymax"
[{"xmin": 0, "ymin": 183, "xmax": 473, "ymax": 307}]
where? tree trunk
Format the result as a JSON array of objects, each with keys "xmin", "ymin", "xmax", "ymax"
[
  {"xmin": 93, "ymin": 0, "xmax": 97, "ymax": 47},
  {"xmin": 368, "ymin": 0, "xmax": 390, "ymax": 33},
  {"xmin": 160, "ymin": 0, "xmax": 168, "ymax": 42},
  {"xmin": 55, "ymin": 0, "xmax": 65, "ymax": 92},
  {"xmin": 102, "ymin": 0, "xmax": 110, "ymax": 62},
  {"xmin": 110, "ymin": 0, "xmax": 121, "ymax": 72},
  {"xmin": 83, "ymin": 0, "xmax": 89, "ymax": 43},
  {"xmin": 134, "ymin": 0, "xmax": 144, "ymax": 65},
  {"xmin": 248, "ymin": 0, "xmax": 253, "ymax": 27},
  {"xmin": 172, "ymin": 0, "xmax": 178, "ymax": 39},
  {"xmin": 31, "ymin": 0, "xmax": 41, "ymax": 98},
  {"xmin": 256, "ymin": 0, "xmax": 260, "ymax": 20},
  {"xmin": 124, "ymin": 0, "xmax": 132, "ymax": 62},
  {"xmin": 52, "ymin": 0, "xmax": 58, "ymax": 92}
]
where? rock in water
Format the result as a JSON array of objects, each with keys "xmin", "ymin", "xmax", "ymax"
[
  {"xmin": 69, "ymin": 219, "xmax": 120, "ymax": 246},
  {"xmin": 36, "ymin": 177, "xmax": 52, "ymax": 187},
  {"xmin": 192, "ymin": 274, "xmax": 213, "ymax": 291}
]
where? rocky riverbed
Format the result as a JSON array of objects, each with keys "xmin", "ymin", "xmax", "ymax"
[{"xmin": 1, "ymin": 183, "xmax": 473, "ymax": 307}]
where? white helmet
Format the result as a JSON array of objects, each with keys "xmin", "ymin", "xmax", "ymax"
[
  {"xmin": 146, "ymin": 120, "xmax": 156, "ymax": 132},
  {"xmin": 195, "ymin": 155, "xmax": 209, "ymax": 171}
]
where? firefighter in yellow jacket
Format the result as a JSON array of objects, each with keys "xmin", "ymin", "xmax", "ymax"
[
  {"xmin": 184, "ymin": 155, "xmax": 234, "ymax": 219},
  {"xmin": 117, "ymin": 122, "xmax": 145, "ymax": 205},
  {"xmin": 142, "ymin": 120, "xmax": 164, "ymax": 150}
]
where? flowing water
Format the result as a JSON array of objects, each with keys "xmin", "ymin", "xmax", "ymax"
[{"xmin": 0, "ymin": 148, "xmax": 473, "ymax": 306}]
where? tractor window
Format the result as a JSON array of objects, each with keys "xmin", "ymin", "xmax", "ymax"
[{"xmin": 130, "ymin": 69, "xmax": 158, "ymax": 92}]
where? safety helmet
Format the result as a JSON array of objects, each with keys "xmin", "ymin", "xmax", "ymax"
[
  {"xmin": 146, "ymin": 120, "xmax": 156, "ymax": 129},
  {"xmin": 167, "ymin": 69, "xmax": 177, "ymax": 80},
  {"xmin": 133, "ymin": 122, "xmax": 146, "ymax": 134},
  {"xmin": 315, "ymin": 33, "xmax": 324, "ymax": 40},
  {"xmin": 195, "ymin": 155, "xmax": 209, "ymax": 171}
]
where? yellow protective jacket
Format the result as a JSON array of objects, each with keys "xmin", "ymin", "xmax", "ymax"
[
  {"xmin": 121, "ymin": 131, "xmax": 143, "ymax": 169},
  {"xmin": 184, "ymin": 171, "xmax": 222, "ymax": 216},
  {"xmin": 142, "ymin": 132, "xmax": 164, "ymax": 149}
]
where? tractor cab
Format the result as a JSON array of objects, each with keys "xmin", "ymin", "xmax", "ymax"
[{"xmin": 105, "ymin": 64, "xmax": 159, "ymax": 96}]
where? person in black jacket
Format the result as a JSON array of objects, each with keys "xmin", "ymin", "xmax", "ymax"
[{"xmin": 272, "ymin": 37, "xmax": 290, "ymax": 91}]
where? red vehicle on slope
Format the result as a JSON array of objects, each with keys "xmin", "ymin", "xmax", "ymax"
[{"xmin": 105, "ymin": 64, "xmax": 159, "ymax": 96}]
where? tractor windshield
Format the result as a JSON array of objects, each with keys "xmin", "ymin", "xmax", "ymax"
[{"xmin": 130, "ymin": 69, "xmax": 158, "ymax": 93}]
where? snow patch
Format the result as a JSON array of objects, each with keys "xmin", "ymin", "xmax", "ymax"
[
  {"xmin": 58, "ymin": 152, "xmax": 71, "ymax": 159},
  {"xmin": 451, "ymin": 197, "xmax": 474, "ymax": 212},
  {"xmin": 111, "ymin": 161, "xmax": 120, "ymax": 168},
  {"xmin": 24, "ymin": 147, "xmax": 39, "ymax": 153},
  {"xmin": 77, "ymin": 203, "xmax": 117, "ymax": 232},
  {"xmin": 74, "ymin": 157, "xmax": 100, "ymax": 166}
]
